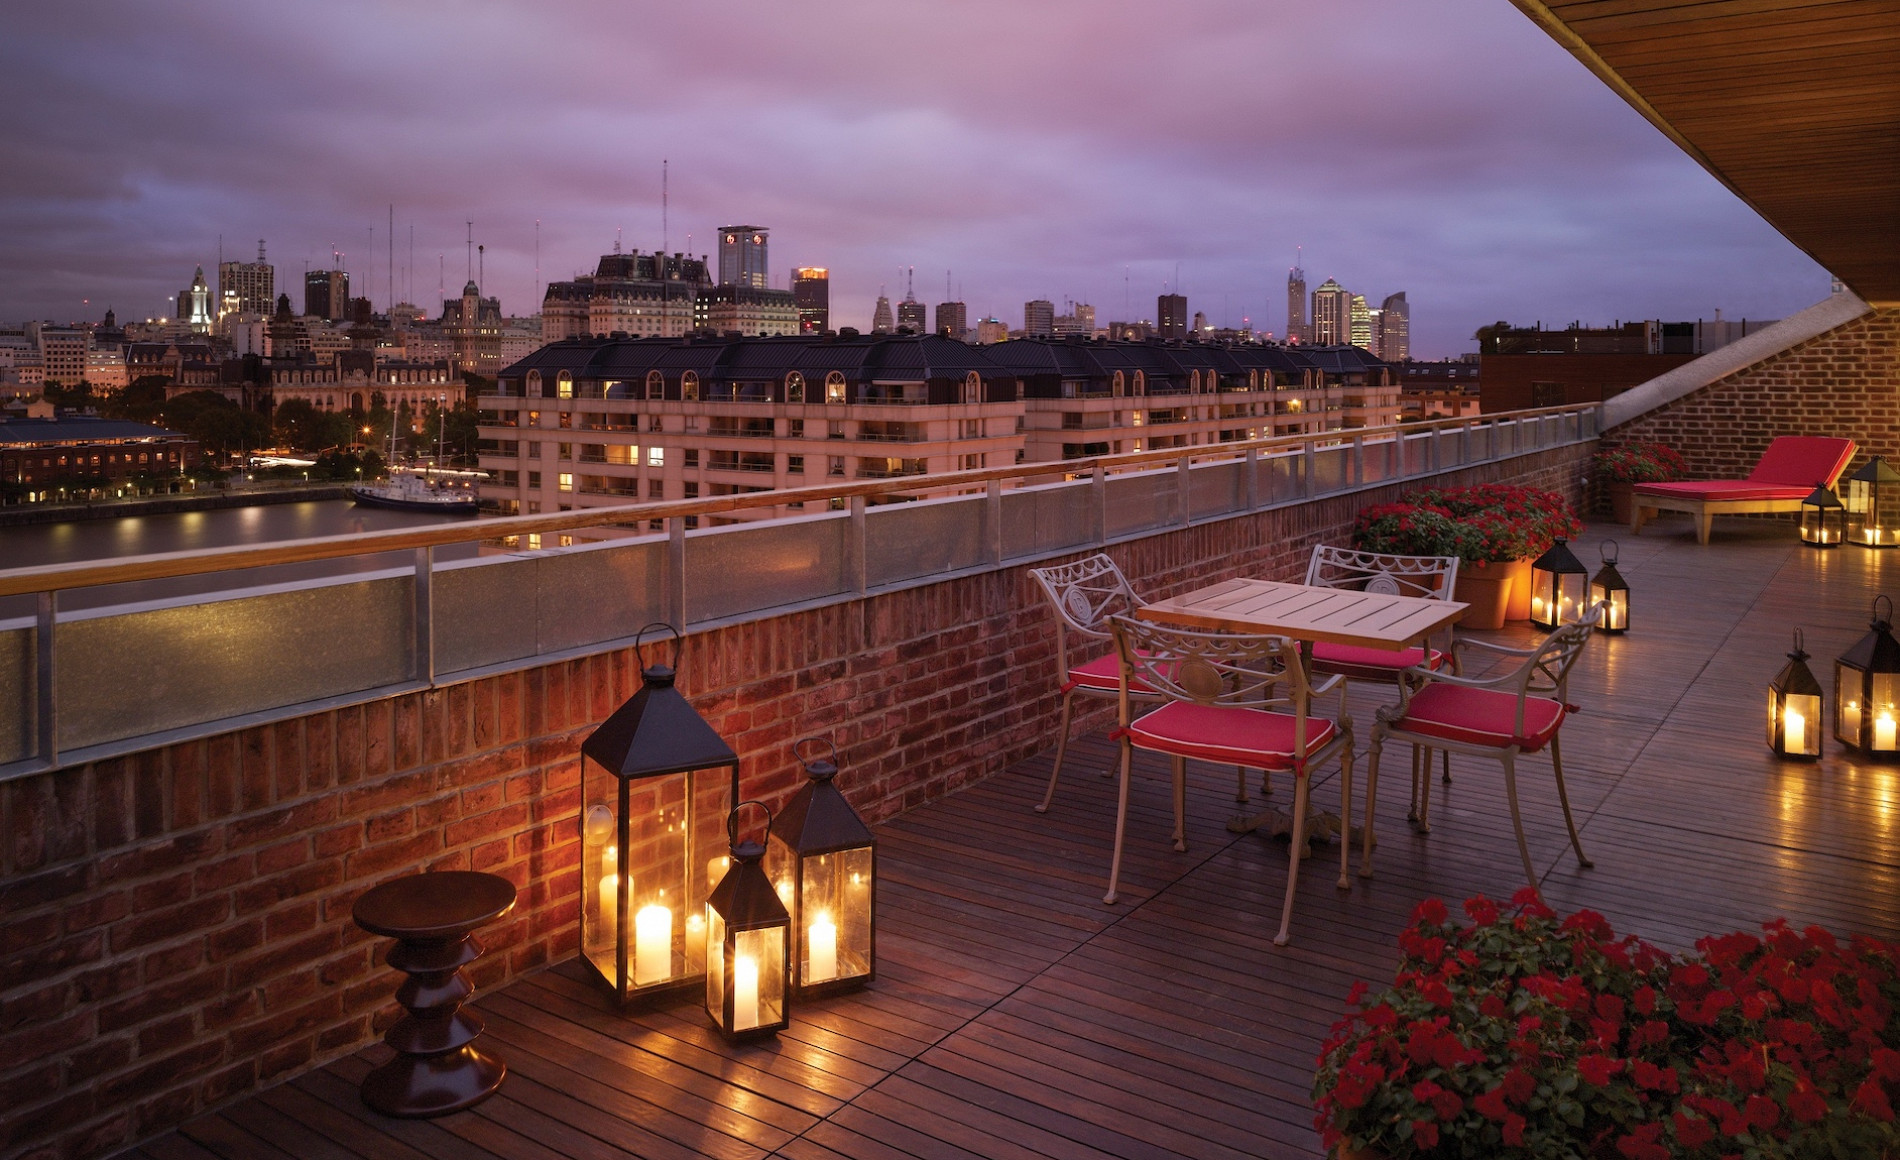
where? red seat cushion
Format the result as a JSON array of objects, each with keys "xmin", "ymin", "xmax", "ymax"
[
  {"xmin": 1392, "ymin": 683, "xmax": 1566, "ymax": 751},
  {"xmin": 1125, "ymin": 701, "xmax": 1336, "ymax": 772},
  {"xmin": 1747, "ymin": 436, "xmax": 1856, "ymax": 488},
  {"xmin": 1066, "ymin": 651, "xmax": 1168, "ymax": 694},
  {"xmin": 1309, "ymin": 641, "xmax": 1448, "ymax": 682},
  {"xmin": 1633, "ymin": 480, "xmax": 1810, "ymax": 502}
]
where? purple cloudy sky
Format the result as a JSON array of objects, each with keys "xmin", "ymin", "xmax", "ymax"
[{"xmin": 0, "ymin": 0, "xmax": 1832, "ymax": 358}]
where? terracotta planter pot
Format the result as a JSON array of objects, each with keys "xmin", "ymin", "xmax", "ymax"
[
  {"xmin": 1505, "ymin": 556, "xmax": 1535, "ymax": 622},
  {"xmin": 1454, "ymin": 561, "xmax": 1512, "ymax": 630},
  {"xmin": 1606, "ymin": 480, "xmax": 1635, "ymax": 525}
]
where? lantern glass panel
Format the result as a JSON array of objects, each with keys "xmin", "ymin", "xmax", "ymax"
[
  {"xmin": 799, "ymin": 847, "xmax": 874, "ymax": 986},
  {"xmin": 1873, "ymin": 673, "xmax": 1900, "ymax": 752},
  {"xmin": 1591, "ymin": 580, "xmax": 1628, "ymax": 631},
  {"xmin": 1801, "ymin": 504, "xmax": 1843, "ymax": 546},
  {"xmin": 706, "ymin": 908, "xmax": 787, "ymax": 1034},
  {"xmin": 1836, "ymin": 661, "xmax": 1864, "ymax": 745},
  {"xmin": 1770, "ymin": 690, "xmax": 1822, "ymax": 757}
]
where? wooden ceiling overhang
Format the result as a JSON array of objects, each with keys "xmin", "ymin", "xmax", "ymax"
[{"xmin": 1512, "ymin": 0, "xmax": 1900, "ymax": 306}]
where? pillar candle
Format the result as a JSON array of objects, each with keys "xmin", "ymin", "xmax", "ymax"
[
  {"xmin": 635, "ymin": 904, "xmax": 671, "ymax": 986},
  {"xmin": 734, "ymin": 953, "xmax": 759, "ymax": 1028},
  {"xmin": 685, "ymin": 912, "xmax": 706, "ymax": 964},
  {"xmin": 1876, "ymin": 711, "xmax": 1896, "ymax": 751},
  {"xmin": 1785, "ymin": 708, "xmax": 1806, "ymax": 753},
  {"xmin": 808, "ymin": 913, "xmax": 838, "ymax": 983}
]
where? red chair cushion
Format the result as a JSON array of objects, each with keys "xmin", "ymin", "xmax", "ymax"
[
  {"xmin": 1747, "ymin": 436, "xmax": 1856, "ymax": 488},
  {"xmin": 1125, "ymin": 701, "xmax": 1336, "ymax": 772},
  {"xmin": 1066, "ymin": 651, "xmax": 1168, "ymax": 694},
  {"xmin": 1392, "ymin": 683, "xmax": 1566, "ymax": 751},
  {"xmin": 1309, "ymin": 641, "xmax": 1448, "ymax": 682},
  {"xmin": 1632, "ymin": 480, "xmax": 1810, "ymax": 502}
]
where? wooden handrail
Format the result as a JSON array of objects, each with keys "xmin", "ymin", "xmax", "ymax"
[{"xmin": 0, "ymin": 404, "xmax": 1595, "ymax": 599}]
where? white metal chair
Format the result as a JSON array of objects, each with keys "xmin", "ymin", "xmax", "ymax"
[
  {"xmin": 1305, "ymin": 544, "xmax": 1461, "ymax": 819},
  {"xmin": 1106, "ymin": 615, "xmax": 1354, "ymax": 946},
  {"xmin": 1027, "ymin": 553, "xmax": 1154, "ymax": 813},
  {"xmin": 1362, "ymin": 604, "xmax": 1602, "ymax": 888}
]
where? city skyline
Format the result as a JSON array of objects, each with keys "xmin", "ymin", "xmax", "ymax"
[{"xmin": 0, "ymin": 0, "xmax": 1833, "ymax": 359}]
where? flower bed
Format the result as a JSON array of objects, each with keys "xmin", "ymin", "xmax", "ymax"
[
  {"xmin": 1314, "ymin": 890, "xmax": 1900, "ymax": 1159},
  {"xmin": 1350, "ymin": 485, "xmax": 1581, "ymax": 564},
  {"xmin": 1594, "ymin": 442, "xmax": 1687, "ymax": 484}
]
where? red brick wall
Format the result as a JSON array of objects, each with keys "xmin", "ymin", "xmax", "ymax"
[
  {"xmin": 1482, "ymin": 352, "xmax": 1697, "ymax": 413},
  {"xmin": 0, "ymin": 445, "xmax": 1588, "ymax": 1160},
  {"xmin": 1604, "ymin": 306, "xmax": 1900, "ymax": 478}
]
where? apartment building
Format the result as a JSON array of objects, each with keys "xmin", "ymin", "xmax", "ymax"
[{"xmin": 479, "ymin": 334, "xmax": 1400, "ymax": 528}]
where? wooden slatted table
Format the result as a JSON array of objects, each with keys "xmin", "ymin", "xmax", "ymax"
[{"xmin": 1137, "ymin": 577, "xmax": 1467, "ymax": 843}]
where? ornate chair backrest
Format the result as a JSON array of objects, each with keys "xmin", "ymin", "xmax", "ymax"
[
  {"xmin": 1029, "ymin": 554, "xmax": 1144, "ymax": 671},
  {"xmin": 1505, "ymin": 602, "xmax": 1604, "ymax": 737},
  {"xmin": 1306, "ymin": 544, "xmax": 1460, "ymax": 601},
  {"xmin": 1108, "ymin": 615, "xmax": 1318, "ymax": 722}
]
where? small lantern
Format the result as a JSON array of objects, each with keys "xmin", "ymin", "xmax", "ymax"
[
  {"xmin": 706, "ymin": 802, "xmax": 792, "ymax": 1041},
  {"xmin": 580, "ymin": 624, "xmax": 740, "ymax": 1003},
  {"xmin": 767, "ymin": 739, "xmax": 877, "ymax": 997},
  {"xmin": 1768, "ymin": 629, "xmax": 1823, "ymax": 760},
  {"xmin": 1589, "ymin": 539, "xmax": 1630, "ymax": 635},
  {"xmin": 1800, "ymin": 485, "xmax": 1846, "ymax": 547},
  {"xmin": 1844, "ymin": 457, "xmax": 1900, "ymax": 548},
  {"xmin": 1835, "ymin": 596, "xmax": 1900, "ymax": 757},
  {"xmin": 1528, "ymin": 538, "xmax": 1589, "ymax": 631}
]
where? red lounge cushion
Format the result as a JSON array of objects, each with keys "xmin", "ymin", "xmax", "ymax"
[
  {"xmin": 1632, "ymin": 480, "xmax": 1810, "ymax": 502},
  {"xmin": 1309, "ymin": 641, "xmax": 1448, "ymax": 682},
  {"xmin": 1747, "ymin": 436, "xmax": 1856, "ymax": 488},
  {"xmin": 1126, "ymin": 701, "xmax": 1336, "ymax": 771},
  {"xmin": 1393, "ymin": 683, "xmax": 1566, "ymax": 751}
]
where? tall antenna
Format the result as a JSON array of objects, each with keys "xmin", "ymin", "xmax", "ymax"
[
  {"xmin": 614, "ymin": 225, "xmax": 621, "ymax": 255},
  {"xmin": 946, "ymin": 270, "xmax": 951, "ymax": 301},
  {"xmin": 408, "ymin": 225, "xmax": 413, "ymax": 305},
  {"xmin": 368, "ymin": 225, "xmax": 373, "ymax": 307},
  {"xmin": 477, "ymin": 244, "xmax": 485, "ymax": 298},
  {"xmin": 534, "ymin": 219, "xmax": 540, "ymax": 303},
  {"xmin": 465, "ymin": 221, "xmax": 473, "ymax": 282},
  {"xmin": 662, "ymin": 159, "xmax": 669, "ymax": 253},
  {"xmin": 258, "ymin": 238, "xmax": 265, "ymax": 263},
  {"xmin": 438, "ymin": 254, "xmax": 444, "ymax": 304},
  {"xmin": 387, "ymin": 205, "xmax": 393, "ymax": 312}
]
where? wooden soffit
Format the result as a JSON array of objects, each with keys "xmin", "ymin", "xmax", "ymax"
[{"xmin": 1512, "ymin": 0, "xmax": 1900, "ymax": 306}]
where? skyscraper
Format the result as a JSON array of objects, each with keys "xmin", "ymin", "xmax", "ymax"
[
  {"xmin": 1156, "ymin": 293, "xmax": 1187, "ymax": 340},
  {"xmin": 897, "ymin": 296, "xmax": 927, "ymax": 333},
  {"xmin": 717, "ymin": 226, "xmax": 769, "ymax": 289},
  {"xmin": 792, "ymin": 267, "xmax": 830, "ymax": 332},
  {"xmin": 1379, "ymin": 292, "xmax": 1410, "ymax": 361},
  {"xmin": 1349, "ymin": 294, "xmax": 1372, "ymax": 350},
  {"xmin": 1287, "ymin": 260, "xmax": 1308, "ymax": 344},
  {"xmin": 1311, "ymin": 279, "xmax": 1350, "ymax": 345},
  {"xmin": 935, "ymin": 300, "xmax": 967, "ymax": 339},
  {"xmin": 1023, "ymin": 299, "xmax": 1055, "ymax": 337},
  {"xmin": 305, "ymin": 269, "xmax": 350, "ymax": 321},
  {"xmin": 871, "ymin": 295, "xmax": 894, "ymax": 334},
  {"xmin": 218, "ymin": 240, "xmax": 274, "ymax": 320},
  {"xmin": 1052, "ymin": 303, "xmax": 1095, "ymax": 336}
]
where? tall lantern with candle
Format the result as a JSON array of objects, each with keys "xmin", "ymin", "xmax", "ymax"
[
  {"xmin": 1589, "ymin": 539, "xmax": 1630, "ymax": 635},
  {"xmin": 706, "ymin": 802, "xmax": 791, "ymax": 1041},
  {"xmin": 1768, "ymin": 629, "xmax": 1823, "ymax": 760},
  {"xmin": 1800, "ymin": 485, "xmax": 1847, "ymax": 547},
  {"xmin": 580, "ymin": 624, "xmax": 740, "ymax": 1003},
  {"xmin": 1845, "ymin": 457, "xmax": 1900, "ymax": 548},
  {"xmin": 767, "ymin": 739, "xmax": 877, "ymax": 998},
  {"xmin": 1834, "ymin": 597, "xmax": 1900, "ymax": 758},
  {"xmin": 1528, "ymin": 538, "xmax": 1589, "ymax": 631}
]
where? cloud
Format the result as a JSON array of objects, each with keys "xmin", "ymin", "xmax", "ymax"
[{"xmin": 0, "ymin": 0, "xmax": 1830, "ymax": 356}]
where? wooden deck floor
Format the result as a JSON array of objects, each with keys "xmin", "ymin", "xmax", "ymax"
[{"xmin": 124, "ymin": 519, "xmax": 1900, "ymax": 1160}]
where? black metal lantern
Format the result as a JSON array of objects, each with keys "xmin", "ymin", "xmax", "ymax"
[
  {"xmin": 1845, "ymin": 457, "xmax": 1900, "ymax": 548},
  {"xmin": 1800, "ymin": 485, "xmax": 1847, "ymax": 548},
  {"xmin": 1768, "ymin": 629, "xmax": 1823, "ymax": 760},
  {"xmin": 580, "ymin": 624, "xmax": 740, "ymax": 1002},
  {"xmin": 767, "ymin": 739, "xmax": 877, "ymax": 997},
  {"xmin": 706, "ymin": 801, "xmax": 792, "ymax": 1041},
  {"xmin": 1589, "ymin": 539, "xmax": 1630, "ymax": 635},
  {"xmin": 1529, "ymin": 538, "xmax": 1589, "ymax": 631},
  {"xmin": 1835, "ymin": 597, "xmax": 1900, "ymax": 757}
]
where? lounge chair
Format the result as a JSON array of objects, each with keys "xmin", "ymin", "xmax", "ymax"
[{"xmin": 1629, "ymin": 436, "xmax": 1856, "ymax": 544}]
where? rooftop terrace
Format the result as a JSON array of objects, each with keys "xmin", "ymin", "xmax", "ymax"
[{"xmin": 110, "ymin": 519, "xmax": 1900, "ymax": 1160}]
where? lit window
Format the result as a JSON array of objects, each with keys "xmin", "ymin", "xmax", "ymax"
[
  {"xmin": 558, "ymin": 473, "xmax": 573, "ymax": 491},
  {"xmin": 646, "ymin": 447, "xmax": 664, "ymax": 468}
]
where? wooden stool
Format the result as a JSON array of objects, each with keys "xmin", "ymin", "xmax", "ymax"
[{"xmin": 352, "ymin": 870, "xmax": 517, "ymax": 1117}]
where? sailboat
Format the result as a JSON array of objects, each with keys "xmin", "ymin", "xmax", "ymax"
[{"xmin": 350, "ymin": 412, "xmax": 485, "ymax": 515}]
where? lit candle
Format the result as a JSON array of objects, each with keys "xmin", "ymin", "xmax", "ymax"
[
  {"xmin": 1876, "ymin": 711, "xmax": 1896, "ymax": 751},
  {"xmin": 808, "ymin": 912, "xmax": 837, "ymax": 983},
  {"xmin": 685, "ymin": 912, "xmax": 706, "ymax": 963},
  {"xmin": 1532, "ymin": 595, "xmax": 1545, "ymax": 619},
  {"xmin": 596, "ymin": 873, "xmax": 619, "ymax": 947},
  {"xmin": 734, "ymin": 953, "xmax": 759, "ymax": 1029},
  {"xmin": 1785, "ymin": 707, "xmax": 1806, "ymax": 753},
  {"xmin": 635, "ymin": 904, "xmax": 672, "ymax": 986},
  {"xmin": 707, "ymin": 855, "xmax": 729, "ymax": 887}
]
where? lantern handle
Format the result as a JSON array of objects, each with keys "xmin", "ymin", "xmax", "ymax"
[
  {"xmin": 793, "ymin": 736, "xmax": 840, "ymax": 776},
  {"xmin": 728, "ymin": 800, "xmax": 773, "ymax": 848},
  {"xmin": 1599, "ymin": 538, "xmax": 1619, "ymax": 566},
  {"xmin": 1790, "ymin": 628, "xmax": 1807, "ymax": 659},
  {"xmin": 1877, "ymin": 596, "xmax": 1894, "ymax": 629},
  {"xmin": 634, "ymin": 622, "xmax": 684, "ymax": 673}
]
